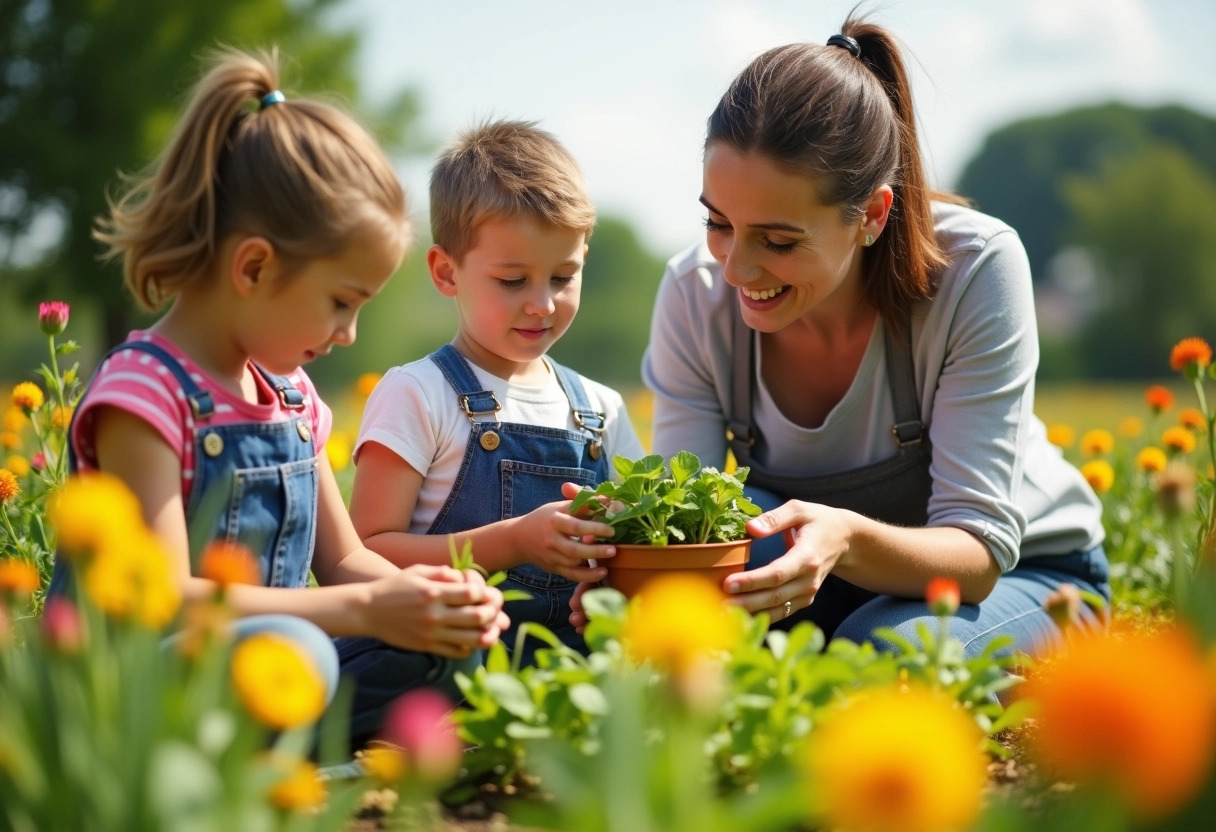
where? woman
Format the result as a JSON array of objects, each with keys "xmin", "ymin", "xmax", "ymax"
[{"xmin": 637, "ymin": 17, "xmax": 1108, "ymax": 657}]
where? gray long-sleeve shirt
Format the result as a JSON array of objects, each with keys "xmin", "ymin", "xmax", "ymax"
[{"xmin": 642, "ymin": 202, "xmax": 1103, "ymax": 572}]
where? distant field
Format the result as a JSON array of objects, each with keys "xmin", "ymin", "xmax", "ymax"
[{"xmin": 1033, "ymin": 379, "xmax": 1192, "ymax": 432}]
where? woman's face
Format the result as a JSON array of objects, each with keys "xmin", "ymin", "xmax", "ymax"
[{"xmin": 701, "ymin": 142, "xmax": 882, "ymax": 332}]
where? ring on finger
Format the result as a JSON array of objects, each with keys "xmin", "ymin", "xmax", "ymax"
[{"xmin": 784, "ymin": 600, "xmax": 792, "ymax": 619}]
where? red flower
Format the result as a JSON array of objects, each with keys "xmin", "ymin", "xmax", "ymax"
[
  {"xmin": 1144, "ymin": 385, "xmax": 1174, "ymax": 414},
  {"xmin": 38, "ymin": 301, "xmax": 70, "ymax": 336},
  {"xmin": 925, "ymin": 577, "xmax": 961, "ymax": 616},
  {"xmin": 1170, "ymin": 337, "xmax": 1212, "ymax": 373}
]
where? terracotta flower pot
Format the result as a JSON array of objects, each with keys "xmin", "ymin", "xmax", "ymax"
[{"xmin": 604, "ymin": 539, "xmax": 751, "ymax": 599}]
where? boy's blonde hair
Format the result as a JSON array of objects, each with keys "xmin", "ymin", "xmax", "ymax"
[
  {"xmin": 429, "ymin": 120, "xmax": 596, "ymax": 263},
  {"xmin": 95, "ymin": 47, "xmax": 410, "ymax": 310}
]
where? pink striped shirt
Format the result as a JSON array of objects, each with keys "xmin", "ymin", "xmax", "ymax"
[{"xmin": 72, "ymin": 331, "xmax": 332, "ymax": 499}]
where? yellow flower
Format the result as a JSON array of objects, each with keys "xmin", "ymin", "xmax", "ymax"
[
  {"xmin": 83, "ymin": 531, "xmax": 181, "ymax": 628},
  {"xmin": 267, "ymin": 757, "xmax": 327, "ymax": 811},
  {"xmin": 50, "ymin": 406, "xmax": 73, "ymax": 431},
  {"xmin": 0, "ymin": 469, "xmax": 18, "ymax": 503},
  {"xmin": 1079, "ymin": 429, "xmax": 1114, "ymax": 456},
  {"xmin": 0, "ymin": 432, "xmax": 19, "ymax": 451},
  {"xmin": 622, "ymin": 574, "xmax": 741, "ymax": 675},
  {"xmin": 62, "ymin": 368, "xmax": 77, "ymax": 385},
  {"xmin": 1136, "ymin": 447, "xmax": 1167, "ymax": 473},
  {"xmin": 231, "ymin": 633, "xmax": 326, "ymax": 731},
  {"xmin": 2, "ymin": 407, "xmax": 24, "ymax": 432},
  {"xmin": 360, "ymin": 745, "xmax": 408, "ymax": 783},
  {"xmin": 4, "ymin": 456, "xmax": 29, "ymax": 478},
  {"xmin": 1178, "ymin": 407, "xmax": 1206, "ymax": 431},
  {"xmin": 804, "ymin": 685, "xmax": 987, "ymax": 832},
  {"xmin": 355, "ymin": 372, "xmax": 381, "ymax": 399},
  {"xmin": 0, "ymin": 559, "xmax": 40, "ymax": 596},
  {"xmin": 1046, "ymin": 424, "xmax": 1075, "ymax": 449},
  {"xmin": 11, "ymin": 383, "xmax": 44, "ymax": 412},
  {"xmin": 1117, "ymin": 416, "xmax": 1143, "ymax": 439},
  {"xmin": 1163, "ymin": 426, "xmax": 1197, "ymax": 455},
  {"xmin": 1027, "ymin": 627, "xmax": 1216, "ymax": 821},
  {"xmin": 1080, "ymin": 459, "xmax": 1114, "ymax": 494},
  {"xmin": 324, "ymin": 433, "xmax": 352, "ymax": 473},
  {"xmin": 48, "ymin": 473, "xmax": 145, "ymax": 554}
]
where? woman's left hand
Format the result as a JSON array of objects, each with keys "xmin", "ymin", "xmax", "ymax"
[{"xmin": 724, "ymin": 500, "xmax": 855, "ymax": 621}]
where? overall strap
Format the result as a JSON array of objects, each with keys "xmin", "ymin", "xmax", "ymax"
[
  {"xmin": 252, "ymin": 365, "xmax": 306, "ymax": 410},
  {"xmin": 884, "ymin": 320, "xmax": 925, "ymax": 447},
  {"xmin": 429, "ymin": 344, "xmax": 501, "ymax": 423},
  {"xmin": 727, "ymin": 306, "xmax": 757, "ymax": 465},
  {"xmin": 106, "ymin": 340, "xmax": 216, "ymax": 420},
  {"xmin": 549, "ymin": 359, "xmax": 606, "ymax": 434}
]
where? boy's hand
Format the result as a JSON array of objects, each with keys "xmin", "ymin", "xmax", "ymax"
[
  {"xmin": 512, "ymin": 499, "xmax": 616, "ymax": 583},
  {"xmin": 366, "ymin": 564, "xmax": 509, "ymax": 658}
]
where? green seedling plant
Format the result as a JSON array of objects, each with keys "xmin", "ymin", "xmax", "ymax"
[{"xmin": 569, "ymin": 452, "xmax": 762, "ymax": 546}]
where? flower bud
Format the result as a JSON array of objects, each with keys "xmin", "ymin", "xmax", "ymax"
[
  {"xmin": 925, "ymin": 577, "xmax": 961, "ymax": 617},
  {"xmin": 38, "ymin": 301, "xmax": 70, "ymax": 336}
]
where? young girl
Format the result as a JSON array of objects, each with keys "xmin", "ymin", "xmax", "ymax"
[{"xmin": 47, "ymin": 48, "xmax": 507, "ymax": 746}]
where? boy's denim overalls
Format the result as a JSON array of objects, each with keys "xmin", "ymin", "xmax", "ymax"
[
  {"xmin": 425, "ymin": 345, "xmax": 610, "ymax": 666},
  {"xmin": 49, "ymin": 340, "xmax": 471, "ymax": 743}
]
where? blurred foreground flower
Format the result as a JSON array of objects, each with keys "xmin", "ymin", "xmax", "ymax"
[
  {"xmin": 1046, "ymin": 424, "xmax": 1074, "ymax": 449},
  {"xmin": 804, "ymin": 685, "xmax": 987, "ymax": 832},
  {"xmin": 1163, "ymin": 426, "xmax": 1197, "ymax": 455},
  {"xmin": 5, "ymin": 455, "xmax": 30, "ymax": 477},
  {"xmin": 49, "ymin": 472, "xmax": 144, "ymax": 553},
  {"xmin": 1079, "ymin": 429, "xmax": 1114, "ymax": 456},
  {"xmin": 41, "ymin": 596, "xmax": 86, "ymax": 654},
  {"xmin": 325, "ymin": 433, "xmax": 352, "ymax": 473},
  {"xmin": 1026, "ymin": 627, "xmax": 1216, "ymax": 821},
  {"xmin": 0, "ymin": 557, "xmax": 40, "ymax": 597},
  {"xmin": 381, "ymin": 688, "xmax": 462, "ymax": 783},
  {"xmin": 1117, "ymin": 416, "xmax": 1143, "ymax": 438},
  {"xmin": 267, "ymin": 756, "xmax": 327, "ymax": 812},
  {"xmin": 1080, "ymin": 459, "xmax": 1114, "ymax": 493},
  {"xmin": 38, "ymin": 301, "xmax": 70, "ymax": 336},
  {"xmin": 231, "ymin": 633, "xmax": 326, "ymax": 731},
  {"xmin": 926, "ymin": 577, "xmax": 960, "ymax": 616},
  {"xmin": 82, "ymin": 531, "xmax": 180, "ymax": 628},
  {"xmin": 1135, "ymin": 446, "xmax": 1167, "ymax": 473},
  {"xmin": 356, "ymin": 372, "xmax": 381, "ymax": 399},
  {"xmin": 1145, "ymin": 384, "xmax": 1174, "ymax": 413},
  {"xmin": 1178, "ymin": 407, "xmax": 1206, "ymax": 431},
  {"xmin": 199, "ymin": 541, "xmax": 261, "ymax": 588},
  {"xmin": 623, "ymin": 573, "xmax": 740, "ymax": 675}
]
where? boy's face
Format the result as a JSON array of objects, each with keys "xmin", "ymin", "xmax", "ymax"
[{"xmin": 430, "ymin": 216, "xmax": 587, "ymax": 381}]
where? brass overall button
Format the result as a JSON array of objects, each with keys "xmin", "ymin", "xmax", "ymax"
[
  {"xmin": 202, "ymin": 432, "xmax": 224, "ymax": 457},
  {"xmin": 589, "ymin": 440, "xmax": 602, "ymax": 460},
  {"xmin": 480, "ymin": 430, "xmax": 500, "ymax": 451},
  {"xmin": 297, "ymin": 422, "xmax": 311, "ymax": 442}
]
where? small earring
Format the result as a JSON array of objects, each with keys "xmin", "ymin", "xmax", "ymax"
[{"xmin": 863, "ymin": 234, "xmax": 875, "ymax": 247}]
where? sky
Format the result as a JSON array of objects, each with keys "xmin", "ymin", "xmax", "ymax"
[{"xmin": 336, "ymin": 0, "xmax": 1216, "ymax": 258}]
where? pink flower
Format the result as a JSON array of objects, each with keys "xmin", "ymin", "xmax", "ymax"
[
  {"xmin": 30, "ymin": 452, "xmax": 45, "ymax": 472},
  {"xmin": 925, "ymin": 577, "xmax": 961, "ymax": 617},
  {"xmin": 41, "ymin": 596, "xmax": 85, "ymax": 653},
  {"xmin": 38, "ymin": 301, "xmax": 70, "ymax": 336},
  {"xmin": 380, "ymin": 688, "xmax": 462, "ymax": 782}
]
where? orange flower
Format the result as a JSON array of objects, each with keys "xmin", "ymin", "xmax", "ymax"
[
  {"xmin": 50, "ymin": 406, "xmax": 73, "ymax": 431},
  {"xmin": 1178, "ymin": 407, "xmax": 1206, "ymax": 431},
  {"xmin": 1079, "ymin": 429, "xmax": 1114, "ymax": 456},
  {"xmin": 1163, "ymin": 426, "xmax": 1197, "ymax": 455},
  {"xmin": 0, "ymin": 469, "xmax": 18, "ymax": 503},
  {"xmin": 0, "ymin": 558, "xmax": 40, "ymax": 596},
  {"xmin": 1117, "ymin": 417, "xmax": 1143, "ymax": 439},
  {"xmin": 1170, "ymin": 337, "xmax": 1212, "ymax": 373},
  {"xmin": 925, "ymin": 577, "xmax": 960, "ymax": 616},
  {"xmin": 267, "ymin": 757, "xmax": 327, "ymax": 811},
  {"xmin": 355, "ymin": 372, "xmax": 381, "ymax": 399},
  {"xmin": 0, "ymin": 432, "xmax": 19, "ymax": 451},
  {"xmin": 199, "ymin": 542, "xmax": 261, "ymax": 587},
  {"xmin": 1144, "ymin": 384, "xmax": 1175, "ymax": 413},
  {"xmin": 1026, "ymin": 627, "xmax": 1216, "ymax": 820},
  {"xmin": 1046, "ymin": 424, "xmax": 1075, "ymax": 449},
  {"xmin": 1080, "ymin": 459, "xmax": 1114, "ymax": 493},
  {"xmin": 1136, "ymin": 446, "xmax": 1167, "ymax": 473}
]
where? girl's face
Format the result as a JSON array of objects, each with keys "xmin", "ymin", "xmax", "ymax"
[
  {"xmin": 243, "ymin": 232, "xmax": 403, "ymax": 375},
  {"xmin": 701, "ymin": 143, "xmax": 883, "ymax": 331},
  {"xmin": 430, "ymin": 216, "xmax": 586, "ymax": 382}
]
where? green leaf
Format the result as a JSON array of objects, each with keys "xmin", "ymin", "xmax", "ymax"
[
  {"xmin": 482, "ymin": 673, "xmax": 536, "ymax": 720},
  {"xmin": 582, "ymin": 587, "xmax": 628, "ymax": 621},
  {"xmin": 670, "ymin": 450, "xmax": 700, "ymax": 486},
  {"xmin": 485, "ymin": 642, "xmax": 511, "ymax": 674},
  {"xmin": 568, "ymin": 683, "xmax": 609, "ymax": 715}
]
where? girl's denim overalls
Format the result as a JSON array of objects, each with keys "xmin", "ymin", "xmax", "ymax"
[
  {"xmin": 726, "ymin": 311, "xmax": 1109, "ymax": 660},
  {"xmin": 425, "ymin": 345, "xmax": 610, "ymax": 665},
  {"xmin": 49, "ymin": 340, "xmax": 469, "ymax": 744}
]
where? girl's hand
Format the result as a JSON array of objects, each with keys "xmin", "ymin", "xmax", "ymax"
[
  {"xmin": 365, "ymin": 564, "xmax": 508, "ymax": 658},
  {"xmin": 724, "ymin": 500, "xmax": 855, "ymax": 622},
  {"xmin": 567, "ymin": 580, "xmax": 598, "ymax": 633},
  {"xmin": 512, "ymin": 499, "xmax": 616, "ymax": 583}
]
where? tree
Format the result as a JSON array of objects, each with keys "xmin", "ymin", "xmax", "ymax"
[
  {"xmin": 1065, "ymin": 147, "xmax": 1216, "ymax": 378},
  {"xmin": 0, "ymin": 0, "xmax": 422, "ymax": 349},
  {"xmin": 956, "ymin": 103, "xmax": 1216, "ymax": 282}
]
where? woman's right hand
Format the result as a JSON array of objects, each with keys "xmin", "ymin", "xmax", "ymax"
[{"xmin": 364, "ymin": 564, "xmax": 509, "ymax": 658}]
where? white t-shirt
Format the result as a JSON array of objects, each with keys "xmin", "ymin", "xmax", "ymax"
[{"xmin": 356, "ymin": 354, "xmax": 645, "ymax": 533}]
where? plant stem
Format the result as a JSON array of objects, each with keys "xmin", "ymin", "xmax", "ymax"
[{"xmin": 0, "ymin": 502, "xmax": 21, "ymax": 546}]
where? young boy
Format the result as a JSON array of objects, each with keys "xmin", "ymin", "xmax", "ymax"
[{"xmin": 350, "ymin": 120, "xmax": 645, "ymax": 664}]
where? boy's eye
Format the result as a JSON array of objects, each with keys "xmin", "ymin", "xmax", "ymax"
[
  {"xmin": 334, "ymin": 299, "xmax": 351, "ymax": 311},
  {"xmin": 497, "ymin": 277, "xmax": 527, "ymax": 289},
  {"xmin": 552, "ymin": 275, "xmax": 576, "ymax": 285}
]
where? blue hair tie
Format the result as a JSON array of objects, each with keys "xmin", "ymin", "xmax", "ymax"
[{"xmin": 260, "ymin": 90, "xmax": 286, "ymax": 110}]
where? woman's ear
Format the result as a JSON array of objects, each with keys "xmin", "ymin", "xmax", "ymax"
[
  {"xmin": 428, "ymin": 244, "xmax": 459, "ymax": 297},
  {"xmin": 229, "ymin": 237, "xmax": 277, "ymax": 298},
  {"xmin": 860, "ymin": 184, "xmax": 894, "ymax": 245}
]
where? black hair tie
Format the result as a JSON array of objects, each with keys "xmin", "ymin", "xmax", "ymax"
[{"xmin": 826, "ymin": 34, "xmax": 861, "ymax": 58}]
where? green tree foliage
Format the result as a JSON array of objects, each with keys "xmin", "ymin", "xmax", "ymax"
[
  {"xmin": 0, "ymin": 0, "xmax": 422, "ymax": 351},
  {"xmin": 956, "ymin": 103, "xmax": 1216, "ymax": 282},
  {"xmin": 548, "ymin": 216, "xmax": 667, "ymax": 389},
  {"xmin": 1065, "ymin": 147, "xmax": 1216, "ymax": 378}
]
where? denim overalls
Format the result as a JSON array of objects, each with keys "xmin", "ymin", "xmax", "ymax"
[
  {"xmin": 727, "ymin": 310, "xmax": 1109, "ymax": 658},
  {"xmin": 49, "ymin": 340, "xmax": 468, "ymax": 745},
  {"xmin": 426, "ymin": 345, "xmax": 610, "ymax": 664}
]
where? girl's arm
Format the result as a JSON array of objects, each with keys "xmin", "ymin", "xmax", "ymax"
[
  {"xmin": 93, "ymin": 407, "xmax": 505, "ymax": 656},
  {"xmin": 350, "ymin": 440, "xmax": 614, "ymax": 582}
]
